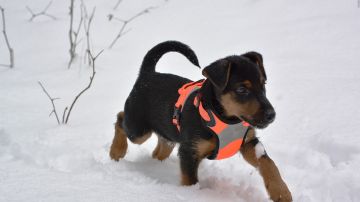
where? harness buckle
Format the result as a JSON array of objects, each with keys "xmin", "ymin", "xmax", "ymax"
[{"xmin": 172, "ymin": 106, "xmax": 182, "ymax": 126}]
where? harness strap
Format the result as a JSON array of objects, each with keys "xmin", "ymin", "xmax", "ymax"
[
  {"xmin": 172, "ymin": 80, "xmax": 251, "ymax": 160},
  {"xmin": 172, "ymin": 80, "xmax": 204, "ymax": 131}
]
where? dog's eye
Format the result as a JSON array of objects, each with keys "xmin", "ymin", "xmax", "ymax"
[{"xmin": 235, "ymin": 87, "xmax": 249, "ymax": 95}]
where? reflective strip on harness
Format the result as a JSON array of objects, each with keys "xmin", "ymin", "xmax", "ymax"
[
  {"xmin": 199, "ymin": 100, "xmax": 249, "ymax": 160},
  {"xmin": 173, "ymin": 80, "xmax": 250, "ymax": 160}
]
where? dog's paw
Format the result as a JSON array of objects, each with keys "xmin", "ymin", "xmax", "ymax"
[
  {"xmin": 152, "ymin": 138, "xmax": 174, "ymax": 161},
  {"xmin": 110, "ymin": 124, "xmax": 128, "ymax": 161},
  {"xmin": 152, "ymin": 146, "xmax": 170, "ymax": 161},
  {"xmin": 267, "ymin": 181, "xmax": 292, "ymax": 202},
  {"xmin": 109, "ymin": 144, "xmax": 127, "ymax": 161}
]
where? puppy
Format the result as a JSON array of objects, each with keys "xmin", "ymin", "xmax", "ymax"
[{"xmin": 110, "ymin": 41, "xmax": 292, "ymax": 202}]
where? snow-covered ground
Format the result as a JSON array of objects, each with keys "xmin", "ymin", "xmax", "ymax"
[{"xmin": 0, "ymin": 0, "xmax": 360, "ymax": 201}]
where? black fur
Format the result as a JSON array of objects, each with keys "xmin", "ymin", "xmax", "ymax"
[
  {"xmin": 123, "ymin": 41, "xmax": 201, "ymax": 143},
  {"xmin": 139, "ymin": 41, "xmax": 200, "ymax": 73},
  {"xmin": 202, "ymin": 59, "xmax": 231, "ymax": 91},
  {"xmin": 122, "ymin": 41, "xmax": 275, "ymax": 184}
]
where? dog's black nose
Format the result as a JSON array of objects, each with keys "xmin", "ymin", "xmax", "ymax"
[{"xmin": 264, "ymin": 109, "xmax": 276, "ymax": 123}]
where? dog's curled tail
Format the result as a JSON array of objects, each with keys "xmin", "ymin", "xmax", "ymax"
[{"xmin": 140, "ymin": 41, "xmax": 200, "ymax": 73}]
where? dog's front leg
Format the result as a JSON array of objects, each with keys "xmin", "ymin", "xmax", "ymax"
[
  {"xmin": 240, "ymin": 130, "xmax": 292, "ymax": 202},
  {"xmin": 178, "ymin": 142, "xmax": 202, "ymax": 186}
]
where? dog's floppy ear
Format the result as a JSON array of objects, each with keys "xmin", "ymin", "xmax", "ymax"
[
  {"xmin": 242, "ymin": 52, "xmax": 267, "ymax": 81},
  {"xmin": 202, "ymin": 59, "xmax": 231, "ymax": 91}
]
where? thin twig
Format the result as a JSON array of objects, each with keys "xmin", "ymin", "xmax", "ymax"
[
  {"xmin": 68, "ymin": 0, "xmax": 83, "ymax": 69},
  {"xmin": 64, "ymin": 1, "xmax": 102, "ymax": 123},
  {"xmin": 82, "ymin": 4, "xmax": 96, "ymax": 65},
  {"xmin": 108, "ymin": 7, "xmax": 155, "ymax": 49},
  {"xmin": 113, "ymin": 0, "xmax": 123, "ymax": 10},
  {"xmin": 64, "ymin": 49, "xmax": 103, "ymax": 124},
  {"xmin": 62, "ymin": 107, "xmax": 68, "ymax": 124},
  {"xmin": 38, "ymin": 81, "xmax": 61, "ymax": 125},
  {"xmin": 0, "ymin": 7, "xmax": 14, "ymax": 68},
  {"xmin": 26, "ymin": 1, "xmax": 57, "ymax": 22},
  {"xmin": 68, "ymin": 0, "xmax": 75, "ymax": 68}
]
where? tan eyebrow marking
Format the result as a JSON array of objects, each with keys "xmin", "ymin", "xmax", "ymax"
[{"xmin": 242, "ymin": 80, "xmax": 252, "ymax": 89}]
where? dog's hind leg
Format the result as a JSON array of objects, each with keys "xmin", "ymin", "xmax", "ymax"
[
  {"xmin": 152, "ymin": 136, "xmax": 175, "ymax": 161},
  {"xmin": 110, "ymin": 110, "xmax": 153, "ymax": 161},
  {"xmin": 110, "ymin": 112, "xmax": 128, "ymax": 161}
]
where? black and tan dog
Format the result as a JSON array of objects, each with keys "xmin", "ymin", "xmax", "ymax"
[{"xmin": 110, "ymin": 41, "xmax": 292, "ymax": 201}]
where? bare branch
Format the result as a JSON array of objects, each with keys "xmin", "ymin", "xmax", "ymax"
[
  {"xmin": 68, "ymin": 0, "xmax": 75, "ymax": 68},
  {"xmin": 113, "ymin": 0, "xmax": 123, "ymax": 10},
  {"xmin": 64, "ymin": 49, "xmax": 103, "ymax": 124},
  {"xmin": 38, "ymin": 81, "xmax": 61, "ymax": 125},
  {"xmin": 64, "ymin": 3, "xmax": 102, "ymax": 124},
  {"xmin": 82, "ymin": 5, "xmax": 96, "ymax": 66},
  {"xmin": 25, "ymin": 6, "xmax": 35, "ymax": 15},
  {"xmin": 43, "ymin": 1, "xmax": 53, "ymax": 12},
  {"xmin": 0, "ymin": 6, "xmax": 14, "ymax": 68},
  {"xmin": 108, "ymin": 7, "xmax": 156, "ymax": 49},
  {"xmin": 62, "ymin": 107, "xmax": 68, "ymax": 124},
  {"xmin": 26, "ymin": 1, "xmax": 57, "ymax": 22},
  {"xmin": 68, "ymin": 0, "xmax": 83, "ymax": 69},
  {"xmin": 92, "ymin": 49, "xmax": 104, "ymax": 60}
]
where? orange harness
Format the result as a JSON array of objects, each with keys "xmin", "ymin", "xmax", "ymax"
[{"xmin": 172, "ymin": 80, "xmax": 250, "ymax": 160}]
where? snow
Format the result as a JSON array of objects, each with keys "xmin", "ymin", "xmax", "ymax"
[
  {"xmin": 255, "ymin": 142, "xmax": 265, "ymax": 159},
  {"xmin": 0, "ymin": 0, "xmax": 360, "ymax": 201}
]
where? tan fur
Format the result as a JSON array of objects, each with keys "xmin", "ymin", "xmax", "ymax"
[
  {"xmin": 241, "ymin": 131, "xmax": 292, "ymax": 202},
  {"xmin": 242, "ymin": 80, "xmax": 252, "ymax": 89},
  {"xmin": 259, "ymin": 157, "xmax": 292, "ymax": 202},
  {"xmin": 244, "ymin": 128, "xmax": 256, "ymax": 144},
  {"xmin": 220, "ymin": 92, "xmax": 260, "ymax": 118},
  {"xmin": 196, "ymin": 136, "xmax": 217, "ymax": 158},
  {"xmin": 109, "ymin": 112, "xmax": 128, "ymax": 161},
  {"xmin": 152, "ymin": 136, "xmax": 175, "ymax": 161},
  {"xmin": 181, "ymin": 173, "xmax": 193, "ymax": 186},
  {"xmin": 178, "ymin": 136, "xmax": 217, "ymax": 186},
  {"xmin": 110, "ymin": 112, "xmax": 153, "ymax": 161},
  {"xmin": 240, "ymin": 129, "xmax": 258, "ymax": 167}
]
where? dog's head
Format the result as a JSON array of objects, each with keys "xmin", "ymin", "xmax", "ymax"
[{"xmin": 202, "ymin": 52, "xmax": 275, "ymax": 129}]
